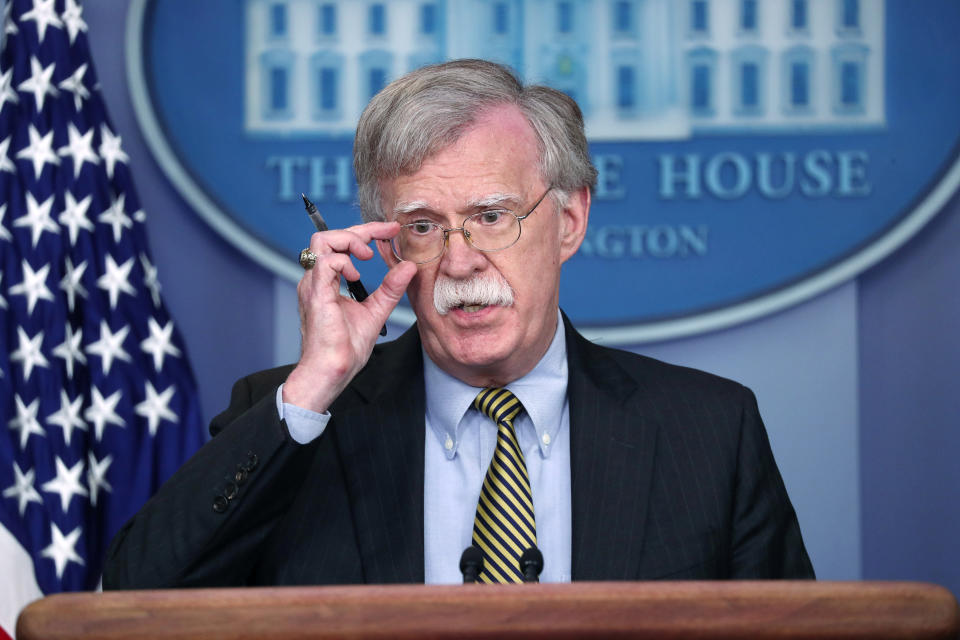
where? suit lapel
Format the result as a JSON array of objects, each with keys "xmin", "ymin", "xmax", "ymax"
[
  {"xmin": 332, "ymin": 326, "xmax": 426, "ymax": 583},
  {"xmin": 565, "ymin": 318, "xmax": 659, "ymax": 580}
]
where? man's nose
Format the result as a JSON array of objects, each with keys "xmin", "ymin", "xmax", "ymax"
[{"xmin": 439, "ymin": 227, "xmax": 486, "ymax": 277}]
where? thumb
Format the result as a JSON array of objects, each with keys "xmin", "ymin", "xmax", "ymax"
[{"xmin": 366, "ymin": 260, "xmax": 417, "ymax": 321}]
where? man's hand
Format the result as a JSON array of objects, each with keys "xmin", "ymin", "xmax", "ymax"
[{"xmin": 282, "ymin": 221, "xmax": 418, "ymax": 413}]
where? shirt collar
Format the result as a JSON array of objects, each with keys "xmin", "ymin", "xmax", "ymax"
[{"xmin": 423, "ymin": 309, "xmax": 568, "ymax": 460}]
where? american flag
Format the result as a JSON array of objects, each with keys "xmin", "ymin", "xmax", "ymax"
[{"xmin": 0, "ymin": 0, "xmax": 204, "ymax": 636}]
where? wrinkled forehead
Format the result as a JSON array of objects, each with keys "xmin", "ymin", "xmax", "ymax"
[
  {"xmin": 388, "ymin": 104, "xmax": 543, "ymax": 179},
  {"xmin": 377, "ymin": 107, "xmax": 545, "ymax": 218}
]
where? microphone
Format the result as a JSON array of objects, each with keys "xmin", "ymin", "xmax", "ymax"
[
  {"xmin": 459, "ymin": 546, "xmax": 484, "ymax": 583},
  {"xmin": 519, "ymin": 547, "xmax": 544, "ymax": 583}
]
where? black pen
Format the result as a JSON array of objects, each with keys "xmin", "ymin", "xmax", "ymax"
[{"xmin": 301, "ymin": 193, "xmax": 387, "ymax": 337}]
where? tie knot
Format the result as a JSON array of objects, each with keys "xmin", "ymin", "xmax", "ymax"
[{"xmin": 474, "ymin": 388, "xmax": 524, "ymax": 425}]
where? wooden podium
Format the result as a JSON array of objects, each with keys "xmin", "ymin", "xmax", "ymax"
[{"xmin": 17, "ymin": 581, "xmax": 960, "ymax": 639}]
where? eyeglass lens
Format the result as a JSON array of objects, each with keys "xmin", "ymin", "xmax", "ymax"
[{"xmin": 393, "ymin": 211, "xmax": 521, "ymax": 264}]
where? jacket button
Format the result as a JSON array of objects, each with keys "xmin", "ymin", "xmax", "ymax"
[
  {"xmin": 235, "ymin": 467, "xmax": 249, "ymax": 485},
  {"xmin": 223, "ymin": 482, "xmax": 238, "ymax": 500},
  {"xmin": 244, "ymin": 452, "xmax": 258, "ymax": 471},
  {"xmin": 212, "ymin": 495, "xmax": 228, "ymax": 513}
]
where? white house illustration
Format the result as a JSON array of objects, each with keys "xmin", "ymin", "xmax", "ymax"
[{"xmin": 244, "ymin": 0, "xmax": 884, "ymax": 140}]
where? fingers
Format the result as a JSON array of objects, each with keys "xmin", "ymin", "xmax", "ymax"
[
  {"xmin": 298, "ymin": 220, "xmax": 416, "ymax": 334},
  {"xmin": 380, "ymin": 260, "xmax": 418, "ymax": 301},
  {"xmin": 309, "ymin": 221, "xmax": 400, "ymax": 259},
  {"xmin": 300, "ymin": 221, "xmax": 400, "ymax": 295},
  {"xmin": 297, "ymin": 254, "xmax": 362, "ymax": 311},
  {"xmin": 364, "ymin": 260, "xmax": 418, "ymax": 321},
  {"xmin": 289, "ymin": 223, "xmax": 413, "ymax": 412},
  {"xmin": 317, "ymin": 252, "xmax": 363, "ymax": 284}
]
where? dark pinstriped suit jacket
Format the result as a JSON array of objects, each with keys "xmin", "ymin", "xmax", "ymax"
[{"xmin": 103, "ymin": 316, "xmax": 813, "ymax": 589}]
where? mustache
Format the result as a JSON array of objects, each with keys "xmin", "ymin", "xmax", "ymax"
[{"xmin": 433, "ymin": 273, "xmax": 515, "ymax": 315}]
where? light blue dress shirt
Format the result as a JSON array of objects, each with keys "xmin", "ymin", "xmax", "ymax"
[{"xmin": 277, "ymin": 310, "xmax": 572, "ymax": 584}]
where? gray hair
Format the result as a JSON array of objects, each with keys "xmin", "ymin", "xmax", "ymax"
[{"xmin": 353, "ymin": 59, "xmax": 597, "ymax": 222}]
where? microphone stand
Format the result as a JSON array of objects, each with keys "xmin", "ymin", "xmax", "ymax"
[
  {"xmin": 459, "ymin": 546, "xmax": 484, "ymax": 584},
  {"xmin": 520, "ymin": 547, "xmax": 544, "ymax": 583}
]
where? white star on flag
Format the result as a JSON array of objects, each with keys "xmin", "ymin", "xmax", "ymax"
[
  {"xmin": 61, "ymin": 0, "xmax": 88, "ymax": 45},
  {"xmin": 58, "ymin": 123, "xmax": 99, "ymax": 179},
  {"xmin": 41, "ymin": 457, "xmax": 89, "ymax": 513},
  {"xmin": 17, "ymin": 56, "xmax": 58, "ymax": 112},
  {"xmin": 84, "ymin": 387, "xmax": 125, "ymax": 442},
  {"xmin": 98, "ymin": 125, "xmax": 129, "ymax": 179},
  {"xmin": 141, "ymin": 317, "xmax": 182, "ymax": 372},
  {"xmin": 0, "ymin": 135, "xmax": 16, "ymax": 172},
  {"xmin": 8, "ymin": 394, "xmax": 46, "ymax": 450},
  {"xmin": 57, "ymin": 62, "xmax": 90, "ymax": 111},
  {"xmin": 9, "ymin": 259, "xmax": 54, "ymax": 314},
  {"xmin": 14, "ymin": 191, "xmax": 59, "ymax": 248},
  {"xmin": 97, "ymin": 193, "xmax": 133, "ymax": 243},
  {"xmin": 140, "ymin": 253, "xmax": 162, "ymax": 307},
  {"xmin": 3, "ymin": 462, "xmax": 43, "ymax": 516},
  {"xmin": 2, "ymin": 2, "xmax": 17, "ymax": 36},
  {"xmin": 86, "ymin": 452, "xmax": 113, "ymax": 507},
  {"xmin": 0, "ymin": 273, "xmax": 7, "ymax": 309},
  {"xmin": 40, "ymin": 523, "xmax": 84, "ymax": 580},
  {"xmin": 47, "ymin": 390, "xmax": 88, "ymax": 447},
  {"xmin": 59, "ymin": 192, "xmax": 95, "ymax": 246},
  {"xmin": 96, "ymin": 254, "xmax": 136, "ymax": 310},
  {"xmin": 10, "ymin": 326, "xmax": 50, "ymax": 380},
  {"xmin": 20, "ymin": 0, "xmax": 64, "ymax": 44},
  {"xmin": 85, "ymin": 320, "xmax": 132, "ymax": 375},
  {"xmin": 0, "ymin": 203, "xmax": 12, "ymax": 241},
  {"xmin": 135, "ymin": 381, "xmax": 179, "ymax": 437},
  {"xmin": 59, "ymin": 256, "xmax": 89, "ymax": 312},
  {"xmin": 0, "ymin": 67, "xmax": 19, "ymax": 111},
  {"xmin": 15, "ymin": 124, "xmax": 60, "ymax": 179},
  {"xmin": 52, "ymin": 323, "xmax": 86, "ymax": 379}
]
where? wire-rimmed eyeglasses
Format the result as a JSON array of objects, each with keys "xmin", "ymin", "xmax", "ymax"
[{"xmin": 389, "ymin": 186, "xmax": 553, "ymax": 264}]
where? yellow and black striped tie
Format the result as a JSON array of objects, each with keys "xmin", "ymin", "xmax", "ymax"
[{"xmin": 472, "ymin": 388, "xmax": 536, "ymax": 583}]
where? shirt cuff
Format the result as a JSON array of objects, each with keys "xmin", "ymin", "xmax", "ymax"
[{"xmin": 275, "ymin": 384, "xmax": 331, "ymax": 444}]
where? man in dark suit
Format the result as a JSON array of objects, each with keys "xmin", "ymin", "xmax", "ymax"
[{"xmin": 103, "ymin": 60, "xmax": 813, "ymax": 588}]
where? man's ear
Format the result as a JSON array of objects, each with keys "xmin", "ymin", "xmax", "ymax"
[{"xmin": 558, "ymin": 186, "xmax": 590, "ymax": 263}]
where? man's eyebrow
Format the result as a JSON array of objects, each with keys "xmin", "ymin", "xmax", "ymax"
[
  {"xmin": 392, "ymin": 193, "xmax": 523, "ymax": 217},
  {"xmin": 470, "ymin": 192, "xmax": 521, "ymax": 208},
  {"xmin": 392, "ymin": 201, "xmax": 432, "ymax": 216}
]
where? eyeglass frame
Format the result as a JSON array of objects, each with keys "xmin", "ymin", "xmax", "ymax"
[{"xmin": 388, "ymin": 185, "xmax": 554, "ymax": 264}]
